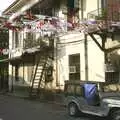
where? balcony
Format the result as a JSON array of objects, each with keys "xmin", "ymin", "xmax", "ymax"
[{"xmin": 10, "ymin": 35, "xmax": 54, "ymax": 59}]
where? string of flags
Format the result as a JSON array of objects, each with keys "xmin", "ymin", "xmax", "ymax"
[{"xmin": 0, "ymin": 11, "xmax": 119, "ymax": 35}]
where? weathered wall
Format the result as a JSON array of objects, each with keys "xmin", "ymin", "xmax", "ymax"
[{"xmin": 56, "ymin": 32, "xmax": 105, "ymax": 90}]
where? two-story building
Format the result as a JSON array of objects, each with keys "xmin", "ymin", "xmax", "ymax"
[{"xmin": 2, "ymin": 0, "xmax": 119, "ymax": 97}]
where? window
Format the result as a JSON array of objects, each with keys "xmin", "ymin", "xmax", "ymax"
[
  {"xmin": 105, "ymin": 72, "xmax": 119, "ymax": 83},
  {"xmin": 69, "ymin": 53, "xmax": 80, "ymax": 80}
]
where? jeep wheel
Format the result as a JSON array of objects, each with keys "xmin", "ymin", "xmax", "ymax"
[
  {"xmin": 68, "ymin": 103, "xmax": 79, "ymax": 117},
  {"xmin": 111, "ymin": 110, "xmax": 120, "ymax": 120}
]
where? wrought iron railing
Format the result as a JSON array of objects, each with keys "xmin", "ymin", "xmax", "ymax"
[
  {"xmin": 23, "ymin": 36, "xmax": 54, "ymax": 50},
  {"xmin": 23, "ymin": 38, "xmax": 41, "ymax": 49},
  {"xmin": 87, "ymin": 8, "xmax": 105, "ymax": 20}
]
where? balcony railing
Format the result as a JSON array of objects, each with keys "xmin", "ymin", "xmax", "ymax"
[
  {"xmin": 87, "ymin": 8, "xmax": 105, "ymax": 20},
  {"xmin": 23, "ymin": 38, "xmax": 41, "ymax": 49},
  {"xmin": 23, "ymin": 36, "xmax": 54, "ymax": 49}
]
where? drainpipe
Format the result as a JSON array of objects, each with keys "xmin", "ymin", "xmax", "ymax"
[
  {"xmin": 84, "ymin": 34, "xmax": 88, "ymax": 81},
  {"xmin": 81, "ymin": 0, "xmax": 84, "ymax": 20},
  {"xmin": 56, "ymin": 42, "xmax": 59, "ymax": 86}
]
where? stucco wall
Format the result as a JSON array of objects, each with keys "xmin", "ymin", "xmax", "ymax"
[
  {"xmin": 56, "ymin": 32, "xmax": 105, "ymax": 89},
  {"xmin": 87, "ymin": 35, "xmax": 105, "ymax": 82},
  {"xmin": 83, "ymin": 0, "xmax": 98, "ymax": 19}
]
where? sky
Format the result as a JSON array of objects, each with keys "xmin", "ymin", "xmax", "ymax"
[{"xmin": 0, "ymin": 0, "xmax": 15, "ymax": 15}]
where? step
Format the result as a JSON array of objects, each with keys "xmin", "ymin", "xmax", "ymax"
[
  {"xmin": 36, "ymin": 69, "xmax": 42, "ymax": 72},
  {"xmin": 34, "ymin": 77, "xmax": 41, "ymax": 79},
  {"xmin": 32, "ymin": 83, "xmax": 39, "ymax": 86},
  {"xmin": 33, "ymin": 81, "xmax": 39, "ymax": 83},
  {"xmin": 33, "ymin": 78, "xmax": 41, "ymax": 80},
  {"xmin": 35, "ymin": 74, "xmax": 42, "ymax": 77},
  {"xmin": 37, "ymin": 67, "xmax": 43, "ymax": 69}
]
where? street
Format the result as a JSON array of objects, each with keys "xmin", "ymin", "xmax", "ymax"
[{"xmin": 0, "ymin": 95, "xmax": 106, "ymax": 120}]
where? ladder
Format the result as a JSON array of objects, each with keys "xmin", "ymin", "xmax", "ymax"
[{"xmin": 29, "ymin": 56, "xmax": 48, "ymax": 98}]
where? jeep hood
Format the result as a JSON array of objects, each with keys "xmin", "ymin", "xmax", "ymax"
[{"xmin": 102, "ymin": 97, "xmax": 120, "ymax": 106}]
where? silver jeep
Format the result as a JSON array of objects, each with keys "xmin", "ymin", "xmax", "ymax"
[{"xmin": 64, "ymin": 81, "xmax": 120, "ymax": 120}]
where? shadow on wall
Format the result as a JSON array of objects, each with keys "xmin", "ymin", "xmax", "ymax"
[
  {"xmin": 56, "ymin": 44, "xmax": 66, "ymax": 60},
  {"xmin": 55, "ymin": 37, "xmax": 66, "ymax": 60}
]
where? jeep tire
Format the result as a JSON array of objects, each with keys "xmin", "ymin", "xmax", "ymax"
[
  {"xmin": 111, "ymin": 110, "xmax": 120, "ymax": 120},
  {"xmin": 68, "ymin": 102, "xmax": 79, "ymax": 117}
]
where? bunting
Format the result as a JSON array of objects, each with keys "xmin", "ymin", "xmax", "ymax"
[{"xmin": 0, "ymin": 11, "xmax": 118, "ymax": 35}]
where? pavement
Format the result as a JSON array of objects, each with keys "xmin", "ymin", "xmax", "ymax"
[{"xmin": 1, "ymin": 91, "xmax": 66, "ymax": 107}]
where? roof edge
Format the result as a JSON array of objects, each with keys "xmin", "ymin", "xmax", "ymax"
[{"xmin": 2, "ymin": 0, "xmax": 21, "ymax": 14}]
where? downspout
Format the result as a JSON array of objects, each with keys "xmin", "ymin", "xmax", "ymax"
[
  {"xmin": 81, "ymin": 0, "xmax": 84, "ymax": 20},
  {"xmin": 84, "ymin": 34, "xmax": 88, "ymax": 81},
  {"xmin": 56, "ymin": 42, "xmax": 59, "ymax": 86}
]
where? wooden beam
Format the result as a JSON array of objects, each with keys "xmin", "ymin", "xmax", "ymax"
[
  {"xmin": 106, "ymin": 46, "xmax": 120, "ymax": 53},
  {"xmin": 89, "ymin": 33, "xmax": 120, "ymax": 53},
  {"xmin": 89, "ymin": 33, "xmax": 105, "ymax": 52}
]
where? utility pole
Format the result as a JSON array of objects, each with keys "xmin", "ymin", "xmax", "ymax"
[{"xmin": 84, "ymin": 34, "xmax": 88, "ymax": 81}]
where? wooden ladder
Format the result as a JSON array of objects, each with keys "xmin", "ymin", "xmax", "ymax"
[{"xmin": 29, "ymin": 56, "xmax": 48, "ymax": 98}]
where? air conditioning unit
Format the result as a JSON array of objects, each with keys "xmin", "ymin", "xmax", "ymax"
[{"xmin": 69, "ymin": 66, "xmax": 76, "ymax": 73}]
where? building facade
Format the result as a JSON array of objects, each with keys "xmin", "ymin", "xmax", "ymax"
[{"xmin": 2, "ymin": 0, "xmax": 111, "ymax": 96}]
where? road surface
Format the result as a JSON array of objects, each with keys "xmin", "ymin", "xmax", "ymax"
[{"xmin": 0, "ymin": 95, "xmax": 106, "ymax": 120}]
